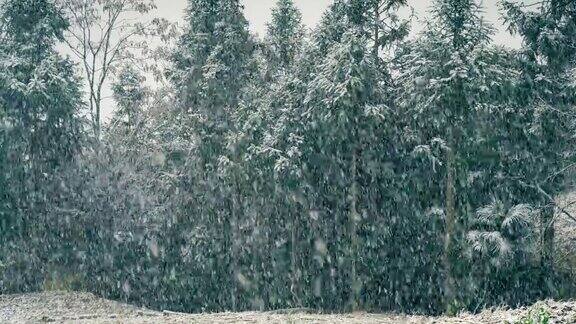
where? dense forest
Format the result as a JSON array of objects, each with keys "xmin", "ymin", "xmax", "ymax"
[{"xmin": 1, "ymin": 0, "xmax": 576, "ymax": 316}]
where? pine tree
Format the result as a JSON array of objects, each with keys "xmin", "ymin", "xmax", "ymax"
[
  {"xmin": 111, "ymin": 65, "xmax": 148, "ymax": 131},
  {"xmin": 264, "ymin": 0, "xmax": 305, "ymax": 73},
  {"xmin": 0, "ymin": 0, "xmax": 83, "ymax": 224},
  {"xmin": 273, "ymin": 22, "xmax": 402, "ymax": 308},
  {"xmin": 0, "ymin": 0, "xmax": 84, "ymax": 292},
  {"xmin": 500, "ymin": 0, "xmax": 576, "ymax": 295},
  {"xmin": 396, "ymin": 0, "xmax": 518, "ymax": 311},
  {"xmin": 249, "ymin": 0, "xmax": 413, "ymax": 310},
  {"xmin": 314, "ymin": 0, "xmax": 408, "ymax": 63},
  {"xmin": 366, "ymin": 0, "xmax": 409, "ymax": 63},
  {"xmin": 172, "ymin": 0, "xmax": 253, "ymax": 114},
  {"xmin": 168, "ymin": 0, "xmax": 255, "ymax": 311},
  {"xmin": 313, "ymin": 0, "xmax": 349, "ymax": 55}
]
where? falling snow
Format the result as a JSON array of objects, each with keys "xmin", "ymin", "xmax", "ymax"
[{"xmin": 1, "ymin": 0, "xmax": 576, "ymax": 322}]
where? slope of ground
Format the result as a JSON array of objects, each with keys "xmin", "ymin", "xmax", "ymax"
[{"xmin": 1, "ymin": 291, "xmax": 575, "ymax": 323}]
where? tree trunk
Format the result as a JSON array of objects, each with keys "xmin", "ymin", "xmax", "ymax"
[
  {"xmin": 95, "ymin": 100, "xmax": 101, "ymax": 139},
  {"xmin": 541, "ymin": 203, "xmax": 555, "ymax": 295},
  {"xmin": 229, "ymin": 177, "xmax": 240, "ymax": 311},
  {"xmin": 230, "ymin": 216, "xmax": 238, "ymax": 311},
  {"xmin": 290, "ymin": 208, "xmax": 300, "ymax": 306},
  {"xmin": 443, "ymin": 131, "xmax": 456, "ymax": 313},
  {"xmin": 349, "ymin": 148, "xmax": 360, "ymax": 311},
  {"xmin": 373, "ymin": 2, "xmax": 380, "ymax": 66}
]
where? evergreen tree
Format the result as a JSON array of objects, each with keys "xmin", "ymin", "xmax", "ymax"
[
  {"xmin": 0, "ymin": 0, "xmax": 84, "ymax": 292},
  {"xmin": 3, "ymin": 0, "xmax": 576, "ymax": 315},
  {"xmin": 264, "ymin": 0, "xmax": 305, "ymax": 74},
  {"xmin": 313, "ymin": 0, "xmax": 408, "ymax": 63},
  {"xmin": 348, "ymin": 0, "xmax": 409, "ymax": 59},
  {"xmin": 167, "ymin": 0, "xmax": 255, "ymax": 311},
  {"xmin": 395, "ymin": 0, "xmax": 518, "ymax": 311},
  {"xmin": 251, "ymin": 0, "xmax": 413, "ymax": 310},
  {"xmin": 500, "ymin": 0, "xmax": 576, "ymax": 295},
  {"xmin": 172, "ymin": 0, "xmax": 253, "ymax": 114},
  {"xmin": 111, "ymin": 65, "xmax": 148, "ymax": 131},
  {"xmin": 313, "ymin": 0, "xmax": 349, "ymax": 55},
  {"xmin": 304, "ymin": 29, "xmax": 386, "ymax": 310}
]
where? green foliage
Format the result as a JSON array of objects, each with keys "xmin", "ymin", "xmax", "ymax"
[
  {"xmin": 0, "ymin": 0, "xmax": 84, "ymax": 293},
  {"xmin": 264, "ymin": 0, "xmax": 305, "ymax": 73},
  {"xmin": 111, "ymin": 65, "xmax": 148, "ymax": 129},
  {"xmin": 499, "ymin": 0, "xmax": 576, "ymax": 295},
  {"xmin": 2, "ymin": 0, "xmax": 576, "ymax": 317},
  {"xmin": 171, "ymin": 0, "xmax": 254, "ymax": 113},
  {"xmin": 446, "ymin": 298, "xmax": 466, "ymax": 316},
  {"xmin": 43, "ymin": 272, "xmax": 84, "ymax": 292},
  {"xmin": 466, "ymin": 201, "xmax": 538, "ymax": 265},
  {"xmin": 513, "ymin": 306, "xmax": 551, "ymax": 324}
]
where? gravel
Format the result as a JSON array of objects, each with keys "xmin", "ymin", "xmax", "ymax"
[{"xmin": 0, "ymin": 291, "xmax": 575, "ymax": 323}]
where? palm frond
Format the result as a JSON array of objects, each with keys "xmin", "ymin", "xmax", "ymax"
[
  {"xmin": 502, "ymin": 204, "xmax": 536, "ymax": 239},
  {"xmin": 472, "ymin": 199, "xmax": 505, "ymax": 230}
]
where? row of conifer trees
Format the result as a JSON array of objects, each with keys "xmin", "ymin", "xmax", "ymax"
[{"xmin": 1, "ymin": 0, "xmax": 576, "ymax": 315}]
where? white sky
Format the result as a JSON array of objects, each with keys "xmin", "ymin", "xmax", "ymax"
[{"xmin": 98, "ymin": 0, "xmax": 527, "ymax": 121}]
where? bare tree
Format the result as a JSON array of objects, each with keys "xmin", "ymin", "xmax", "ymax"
[{"xmin": 59, "ymin": 0, "xmax": 165, "ymax": 137}]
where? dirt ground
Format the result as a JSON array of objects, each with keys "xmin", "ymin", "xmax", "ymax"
[{"xmin": 1, "ymin": 291, "xmax": 575, "ymax": 323}]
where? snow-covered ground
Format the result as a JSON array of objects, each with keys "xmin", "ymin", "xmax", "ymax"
[{"xmin": 1, "ymin": 291, "xmax": 575, "ymax": 323}]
